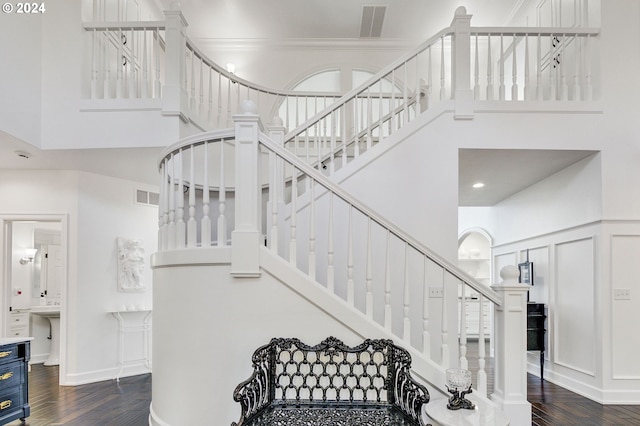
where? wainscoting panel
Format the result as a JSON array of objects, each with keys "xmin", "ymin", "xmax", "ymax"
[
  {"xmin": 554, "ymin": 237, "xmax": 596, "ymax": 376},
  {"xmin": 610, "ymin": 234, "xmax": 640, "ymax": 379}
]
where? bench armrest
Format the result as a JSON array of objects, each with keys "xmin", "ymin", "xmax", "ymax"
[
  {"xmin": 231, "ymin": 345, "xmax": 272, "ymax": 426},
  {"xmin": 391, "ymin": 350, "xmax": 431, "ymax": 426},
  {"xmin": 394, "ymin": 367, "xmax": 431, "ymax": 425}
]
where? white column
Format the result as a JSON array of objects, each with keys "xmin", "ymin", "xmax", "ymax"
[
  {"xmin": 491, "ymin": 265, "xmax": 532, "ymax": 426},
  {"xmin": 231, "ymin": 100, "xmax": 261, "ymax": 277},
  {"xmin": 451, "ymin": 6, "xmax": 474, "ymax": 120},
  {"xmin": 162, "ymin": 7, "xmax": 189, "ymax": 121}
]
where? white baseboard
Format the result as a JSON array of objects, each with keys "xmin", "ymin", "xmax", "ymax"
[
  {"xmin": 149, "ymin": 403, "xmax": 172, "ymax": 426},
  {"xmin": 29, "ymin": 353, "xmax": 50, "ymax": 365},
  {"xmin": 62, "ymin": 364, "xmax": 151, "ymax": 386}
]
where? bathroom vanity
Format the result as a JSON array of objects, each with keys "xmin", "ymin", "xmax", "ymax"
[{"xmin": 0, "ymin": 338, "xmax": 31, "ymax": 425}]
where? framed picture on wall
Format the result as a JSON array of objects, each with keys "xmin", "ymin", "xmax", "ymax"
[{"xmin": 518, "ymin": 261, "xmax": 533, "ymax": 285}]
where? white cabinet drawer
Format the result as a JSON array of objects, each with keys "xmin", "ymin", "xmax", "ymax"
[
  {"xmin": 9, "ymin": 312, "xmax": 29, "ymax": 327},
  {"xmin": 8, "ymin": 326, "xmax": 29, "ymax": 338}
]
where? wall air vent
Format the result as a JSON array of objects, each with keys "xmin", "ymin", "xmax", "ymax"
[
  {"xmin": 360, "ymin": 5, "xmax": 386, "ymax": 38},
  {"xmin": 136, "ymin": 189, "xmax": 159, "ymax": 207}
]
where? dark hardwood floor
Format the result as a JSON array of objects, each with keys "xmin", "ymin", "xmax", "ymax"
[
  {"xmin": 7, "ymin": 364, "xmax": 151, "ymax": 426},
  {"xmin": 8, "ymin": 361, "xmax": 640, "ymax": 425}
]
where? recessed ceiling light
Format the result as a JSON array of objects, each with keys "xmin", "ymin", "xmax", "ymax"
[{"xmin": 472, "ymin": 182, "xmax": 485, "ymax": 189}]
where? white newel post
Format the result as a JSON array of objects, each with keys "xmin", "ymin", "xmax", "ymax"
[
  {"xmin": 231, "ymin": 101, "xmax": 261, "ymax": 277},
  {"xmin": 491, "ymin": 265, "xmax": 532, "ymax": 426},
  {"xmin": 162, "ymin": 7, "xmax": 189, "ymax": 121},
  {"xmin": 451, "ymin": 6, "xmax": 474, "ymax": 120}
]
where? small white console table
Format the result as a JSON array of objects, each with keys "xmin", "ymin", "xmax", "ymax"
[{"xmin": 109, "ymin": 310, "xmax": 152, "ymax": 381}]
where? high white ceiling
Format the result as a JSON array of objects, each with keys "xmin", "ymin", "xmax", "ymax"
[
  {"xmin": 156, "ymin": 0, "xmax": 519, "ymax": 41},
  {"xmin": 1, "ymin": 0, "xmax": 596, "ymax": 206}
]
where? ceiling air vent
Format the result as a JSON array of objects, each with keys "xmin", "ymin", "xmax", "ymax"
[{"xmin": 360, "ymin": 5, "xmax": 386, "ymax": 38}]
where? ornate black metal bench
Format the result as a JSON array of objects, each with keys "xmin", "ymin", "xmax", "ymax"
[{"xmin": 232, "ymin": 336, "xmax": 431, "ymax": 426}]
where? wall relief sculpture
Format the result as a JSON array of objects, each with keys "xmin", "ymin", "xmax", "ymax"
[{"xmin": 117, "ymin": 237, "xmax": 145, "ymax": 292}]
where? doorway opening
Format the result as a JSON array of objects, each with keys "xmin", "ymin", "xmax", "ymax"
[{"xmin": 1, "ymin": 215, "xmax": 67, "ymax": 384}]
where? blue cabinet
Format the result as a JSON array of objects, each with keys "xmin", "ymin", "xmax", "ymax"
[{"xmin": 0, "ymin": 339, "xmax": 30, "ymax": 425}]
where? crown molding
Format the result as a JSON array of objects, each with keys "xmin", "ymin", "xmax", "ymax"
[{"xmin": 189, "ymin": 37, "xmax": 418, "ymax": 52}]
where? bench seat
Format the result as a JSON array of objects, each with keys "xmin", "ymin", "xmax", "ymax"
[{"xmin": 245, "ymin": 403, "xmax": 421, "ymax": 425}]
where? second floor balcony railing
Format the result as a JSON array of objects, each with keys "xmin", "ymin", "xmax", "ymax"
[{"xmin": 82, "ymin": 4, "xmax": 600, "ymax": 165}]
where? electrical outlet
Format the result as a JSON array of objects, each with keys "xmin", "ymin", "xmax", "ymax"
[
  {"xmin": 614, "ymin": 288, "xmax": 631, "ymax": 300},
  {"xmin": 429, "ymin": 288, "xmax": 444, "ymax": 298}
]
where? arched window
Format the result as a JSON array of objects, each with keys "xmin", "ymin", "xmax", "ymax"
[{"xmin": 277, "ymin": 68, "xmax": 401, "ymax": 135}]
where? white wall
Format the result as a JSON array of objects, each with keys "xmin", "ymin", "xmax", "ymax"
[
  {"xmin": 460, "ymin": 151, "xmax": 640, "ymax": 403},
  {"xmin": 0, "ymin": 169, "xmax": 158, "ymax": 384},
  {"xmin": 0, "ymin": 9, "xmax": 43, "ymax": 146},
  {"xmin": 69, "ymin": 171, "xmax": 157, "ymax": 383},
  {"xmin": 151, "ymin": 249, "xmax": 365, "ymax": 425}
]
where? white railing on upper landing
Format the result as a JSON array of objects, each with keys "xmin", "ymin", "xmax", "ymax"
[
  {"xmin": 282, "ymin": 8, "xmax": 600, "ymax": 174},
  {"xmin": 83, "ymin": 9, "xmax": 341, "ymax": 131},
  {"xmin": 82, "ymin": 5, "xmax": 600, "ymax": 149}
]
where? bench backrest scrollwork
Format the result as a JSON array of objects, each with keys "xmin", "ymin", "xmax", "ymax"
[{"xmin": 232, "ymin": 336, "xmax": 430, "ymax": 426}]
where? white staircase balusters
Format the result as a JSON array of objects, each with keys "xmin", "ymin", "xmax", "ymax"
[
  {"xmin": 402, "ymin": 242, "xmax": 411, "ymax": 343},
  {"xmin": 289, "ymin": 168, "xmax": 298, "ymax": 266},
  {"xmin": 154, "ymin": 28, "xmax": 162, "ymax": 98},
  {"xmin": 511, "ymin": 34, "xmax": 518, "ymax": 101},
  {"xmin": 176, "ymin": 149, "xmax": 186, "ymax": 248},
  {"xmin": 308, "ymin": 179, "xmax": 316, "ymax": 279},
  {"xmin": 326, "ymin": 193, "xmax": 335, "ymax": 293},
  {"xmin": 127, "ymin": 28, "xmax": 136, "ymax": 98},
  {"xmin": 141, "ymin": 28, "xmax": 149, "ymax": 99},
  {"xmin": 91, "ymin": 29, "xmax": 98, "ymax": 99},
  {"xmin": 218, "ymin": 140, "xmax": 227, "ymax": 246},
  {"xmin": 365, "ymin": 218, "xmax": 373, "ymax": 319},
  {"xmin": 167, "ymin": 153, "xmax": 176, "ymax": 250},
  {"xmin": 187, "ymin": 147, "xmax": 197, "ymax": 248},
  {"xmin": 384, "ymin": 231, "xmax": 392, "ymax": 331},
  {"xmin": 536, "ymin": 34, "xmax": 543, "ymax": 101},
  {"xmin": 486, "ymin": 34, "xmax": 494, "ymax": 100},
  {"xmin": 549, "ymin": 35, "xmax": 557, "ymax": 100},
  {"xmin": 159, "ymin": 160, "xmax": 168, "ymax": 251},
  {"xmin": 440, "ymin": 270, "xmax": 449, "ymax": 370},
  {"xmin": 439, "ymin": 37, "xmax": 446, "ymax": 101},
  {"xmin": 201, "ymin": 141, "xmax": 211, "ymax": 247},
  {"xmin": 477, "ymin": 293, "xmax": 488, "ymax": 397},
  {"xmin": 346, "ymin": 205, "xmax": 354, "ymax": 306},
  {"xmin": 573, "ymin": 35, "xmax": 582, "ymax": 101},
  {"xmin": 459, "ymin": 283, "xmax": 468, "ymax": 370},
  {"xmin": 474, "ymin": 35, "xmax": 480, "ymax": 100},
  {"xmin": 422, "ymin": 257, "xmax": 431, "ymax": 355},
  {"xmin": 524, "ymin": 34, "xmax": 530, "ymax": 100},
  {"xmin": 585, "ymin": 35, "xmax": 593, "ymax": 100},
  {"xmin": 560, "ymin": 35, "xmax": 569, "ymax": 100},
  {"xmin": 117, "ymin": 27, "xmax": 124, "ymax": 98},
  {"xmin": 499, "ymin": 34, "xmax": 505, "ymax": 100}
]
